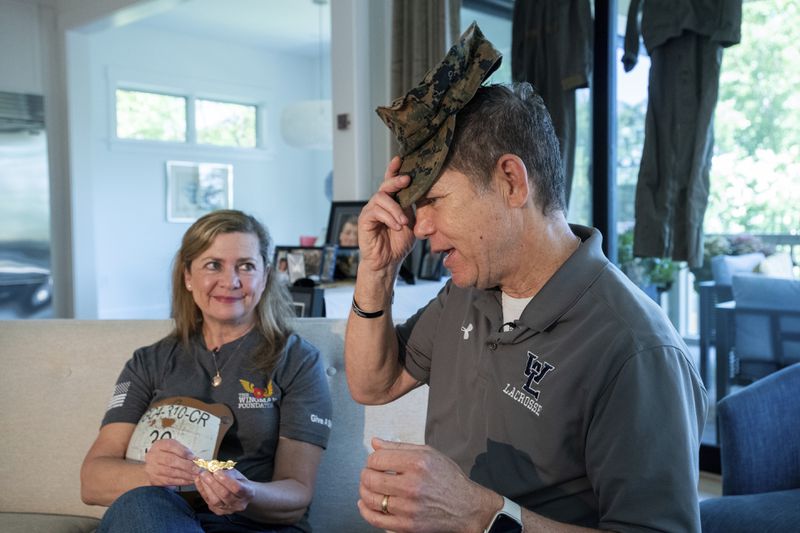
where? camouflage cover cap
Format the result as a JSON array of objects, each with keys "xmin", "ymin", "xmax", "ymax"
[{"xmin": 375, "ymin": 22, "xmax": 502, "ymax": 208}]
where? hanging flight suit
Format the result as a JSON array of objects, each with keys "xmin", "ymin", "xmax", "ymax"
[
  {"xmin": 624, "ymin": 0, "xmax": 742, "ymax": 267},
  {"xmin": 511, "ymin": 0, "xmax": 593, "ymax": 206}
]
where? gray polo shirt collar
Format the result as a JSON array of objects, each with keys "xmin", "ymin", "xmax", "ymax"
[{"xmin": 472, "ymin": 224, "xmax": 608, "ymax": 337}]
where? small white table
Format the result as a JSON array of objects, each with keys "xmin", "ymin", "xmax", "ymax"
[{"xmin": 322, "ymin": 278, "xmax": 449, "ymax": 319}]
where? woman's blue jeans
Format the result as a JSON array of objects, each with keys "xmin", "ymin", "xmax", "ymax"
[{"xmin": 97, "ymin": 486, "xmax": 299, "ymax": 533}]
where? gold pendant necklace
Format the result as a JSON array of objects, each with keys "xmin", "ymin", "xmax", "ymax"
[
  {"xmin": 210, "ymin": 348, "xmax": 223, "ymax": 387},
  {"xmin": 207, "ymin": 331, "xmax": 250, "ymax": 388}
]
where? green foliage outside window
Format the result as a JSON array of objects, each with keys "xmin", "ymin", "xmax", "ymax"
[
  {"xmin": 116, "ymin": 89, "xmax": 186, "ymax": 142},
  {"xmin": 196, "ymin": 100, "xmax": 257, "ymax": 148},
  {"xmin": 706, "ymin": 0, "xmax": 800, "ymax": 235},
  {"xmin": 115, "ymin": 90, "xmax": 258, "ymax": 148},
  {"xmin": 618, "ymin": 228, "xmax": 679, "ymax": 291},
  {"xmin": 609, "ymin": 0, "xmax": 797, "ymax": 301}
]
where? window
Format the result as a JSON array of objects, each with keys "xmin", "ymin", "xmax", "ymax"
[
  {"xmin": 461, "ymin": 5, "xmax": 512, "ymax": 85},
  {"xmin": 462, "ymin": 2, "xmax": 593, "ymax": 225},
  {"xmin": 115, "ymin": 89, "xmax": 186, "ymax": 142},
  {"xmin": 114, "ymin": 89, "xmax": 259, "ymax": 149},
  {"xmin": 615, "ymin": 50, "xmax": 650, "ymax": 229},
  {"xmin": 196, "ymin": 99, "xmax": 257, "ymax": 148},
  {"xmin": 706, "ymin": 0, "xmax": 800, "ymax": 236}
]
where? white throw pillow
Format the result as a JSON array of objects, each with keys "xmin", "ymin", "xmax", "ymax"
[
  {"xmin": 711, "ymin": 252, "xmax": 766, "ymax": 286},
  {"xmin": 758, "ymin": 252, "xmax": 795, "ymax": 279}
]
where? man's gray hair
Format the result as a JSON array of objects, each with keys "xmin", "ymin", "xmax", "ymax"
[{"xmin": 443, "ymin": 83, "xmax": 566, "ymax": 215}]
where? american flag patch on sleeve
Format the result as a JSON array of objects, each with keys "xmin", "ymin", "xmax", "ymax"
[{"xmin": 107, "ymin": 381, "xmax": 130, "ymax": 410}]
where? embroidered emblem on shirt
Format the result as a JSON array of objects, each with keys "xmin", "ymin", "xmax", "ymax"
[
  {"xmin": 522, "ymin": 351, "xmax": 555, "ymax": 399},
  {"xmin": 501, "ymin": 351, "xmax": 555, "ymax": 417},
  {"xmin": 238, "ymin": 379, "xmax": 275, "ymax": 409},
  {"xmin": 107, "ymin": 381, "xmax": 130, "ymax": 410},
  {"xmin": 461, "ymin": 323, "xmax": 474, "ymax": 340}
]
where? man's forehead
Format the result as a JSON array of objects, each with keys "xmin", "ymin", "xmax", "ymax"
[
  {"xmin": 419, "ymin": 171, "xmax": 450, "ymax": 199},
  {"xmin": 413, "ymin": 168, "xmax": 469, "ymax": 207}
]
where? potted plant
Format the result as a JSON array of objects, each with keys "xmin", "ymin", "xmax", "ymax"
[{"xmin": 618, "ymin": 228, "xmax": 680, "ymax": 302}]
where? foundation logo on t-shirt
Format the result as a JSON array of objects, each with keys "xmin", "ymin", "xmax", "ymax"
[
  {"xmin": 238, "ymin": 379, "xmax": 276, "ymax": 409},
  {"xmin": 501, "ymin": 351, "xmax": 555, "ymax": 417}
]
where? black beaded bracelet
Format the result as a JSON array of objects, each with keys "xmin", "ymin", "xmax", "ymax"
[{"xmin": 351, "ymin": 298, "xmax": 384, "ymax": 319}]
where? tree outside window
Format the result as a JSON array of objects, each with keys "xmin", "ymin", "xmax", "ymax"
[{"xmin": 707, "ymin": 0, "xmax": 800, "ymax": 235}]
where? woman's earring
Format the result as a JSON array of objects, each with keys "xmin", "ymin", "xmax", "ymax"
[{"xmin": 186, "ymin": 284, "xmax": 192, "ymax": 290}]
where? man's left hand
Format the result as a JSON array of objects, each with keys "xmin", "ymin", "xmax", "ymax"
[{"xmin": 358, "ymin": 438, "xmax": 502, "ymax": 533}]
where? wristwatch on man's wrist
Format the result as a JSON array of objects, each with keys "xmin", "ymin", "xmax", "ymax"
[{"xmin": 483, "ymin": 496, "xmax": 523, "ymax": 533}]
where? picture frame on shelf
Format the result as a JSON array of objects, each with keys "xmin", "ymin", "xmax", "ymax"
[
  {"xmin": 418, "ymin": 241, "xmax": 445, "ymax": 281},
  {"xmin": 325, "ymin": 201, "xmax": 366, "ymax": 248},
  {"xmin": 273, "ymin": 246, "xmax": 324, "ymax": 284},
  {"xmin": 166, "ymin": 161, "xmax": 233, "ymax": 223},
  {"xmin": 320, "ymin": 244, "xmax": 338, "ymax": 283},
  {"xmin": 288, "ymin": 287, "xmax": 325, "ymax": 317},
  {"xmin": 333, "ymin": 248, "xmax": 360, "ymax": 281}
]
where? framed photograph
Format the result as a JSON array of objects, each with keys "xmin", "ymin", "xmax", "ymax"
[
  {"xmin": 320, "ymin": 244, "xmax": 338, "ymax": 283},
  {"xmin": 334, "ymin": 248, "xmax": 360, "ymax": 281},
  {"xmin": 166, "ymin": 161, "xmax": 233, "ymax": 222},
  {"xmin": 274, "ymin": 246, "xmax": 324, "ymax": 284},
  {"xmin": 288, "ymin": 287, "xmax": 325, "ymax": 317},
  {"xmin": 325, "ymin": 201, "xmax": 366, "ymax": 248}
]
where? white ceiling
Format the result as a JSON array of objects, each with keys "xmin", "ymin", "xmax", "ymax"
[{"xmin": 134, "ymin": 0, "xmax": 331, "ymax": 57}]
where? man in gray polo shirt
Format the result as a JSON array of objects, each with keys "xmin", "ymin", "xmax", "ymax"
[{"xmin": 345, "ymin": 23, "xmax": 708, "ymax": 533}]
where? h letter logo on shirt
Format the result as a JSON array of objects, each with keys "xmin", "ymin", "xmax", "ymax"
[{"xmin": 522, "ymin": 351, "xmax": 555, "ymax": 400}]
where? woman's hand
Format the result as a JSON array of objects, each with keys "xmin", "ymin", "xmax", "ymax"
[
  {"xmin": 143, "ymin": 439, "xmax": 200, "ymax": 488},
  {"xmin": 195, "ymin": 468, "xmax": 255, "ymax": 516},
  {"xmin": 358, "ymin": 156, "xmax": 417, "ymax": 273}
]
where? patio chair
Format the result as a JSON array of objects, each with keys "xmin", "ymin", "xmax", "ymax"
[
  {"xmin": 729, "ymin": 273, "xmax": 800, "ymax": 382},
  {"xmin": 697, "ymin": 253, "xmax": 765, "ymax": 383}
]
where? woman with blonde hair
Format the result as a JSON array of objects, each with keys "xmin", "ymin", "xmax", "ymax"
[{"xmin": 81, "ymin": 210, "xmax": 332, "ymax": 532}]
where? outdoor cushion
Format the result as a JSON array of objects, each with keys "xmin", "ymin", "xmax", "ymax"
[
  {"xmin": 711, "ymin": 252, "xmax": 765, "ymax": 286},
  {"xmin": 757, "ymin": 252, "xmax": 795, "ymax": 279},
  {"xmin": 732, "ymin": 274, "xmax": 800, "ymax": 367}
]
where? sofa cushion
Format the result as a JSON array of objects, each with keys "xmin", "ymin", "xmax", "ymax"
[
  {"xmin": 700, "ymin": 489, "xmax": 800, "ymax": 533},
  {"xmin": 0, "ymin": 320, "xmax": 174, "ymax": 521},
  {"xmin": 716, "ymin": 363, "xmax": 800, "ymax": 495},
  {"xmin": 0, "ymin": 512, "xmax": 99, "ymax": 533}
]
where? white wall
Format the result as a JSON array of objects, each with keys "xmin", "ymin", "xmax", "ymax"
[
  {"xmin": 72, "ymin": 24, "xmax": 332, "ymax": 318},
  {"xmin": 331, "ymin": 0, "xmax": 392, "ymax": 200},
  {"xmin": 368, "ymin": 0, "xmax": 392, "ymax": 193}
]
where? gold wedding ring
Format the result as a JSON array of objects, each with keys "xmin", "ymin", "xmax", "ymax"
[{"xmin": 380, "ymin": 494, "xmax": 390, "ymax": 514}]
